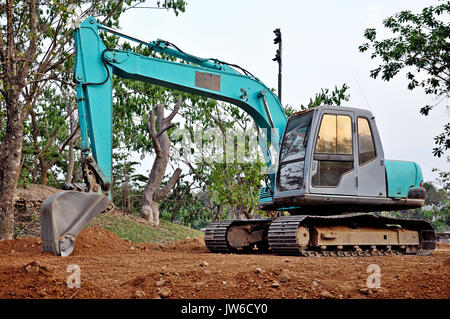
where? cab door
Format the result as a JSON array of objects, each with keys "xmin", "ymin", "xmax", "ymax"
[
  {"xmin": 308, "ymin": 110, "xmax": 357, "ymax": 196},
  {"xmin": 355, "ymin": 116, "xmax": 386, "ymax": 197}
]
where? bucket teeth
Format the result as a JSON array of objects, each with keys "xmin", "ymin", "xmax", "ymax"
[{"xmin": 40, "ymin": 191, "xmax": 109, "ymax": 256}]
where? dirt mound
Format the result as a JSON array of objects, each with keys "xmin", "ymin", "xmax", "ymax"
[
  {"xmin": 159, "ymin": 237, "xmax": 209, "ymax": 253},
  {"xmin": 0, "ymin": 237, "xmax": 41, "ymax": 256},
  {"xmin": 72, "ymin": 227, "xmax": 208, "ymax": 256},
  {"xmin": 71, "ymin": 227, "xmax": 134, "ymax": 256},
  {"xmin": 0, "ymin": 227, "xmax": 136, "ymax": 257},
  {"xmin": 15, "ymin": 184, "xmax": 61, "ymax": 202}
]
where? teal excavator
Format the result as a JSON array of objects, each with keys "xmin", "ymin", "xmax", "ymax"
[{"xmin": 41, "ymin": 17, "xmax": 436, "ymax": 257}]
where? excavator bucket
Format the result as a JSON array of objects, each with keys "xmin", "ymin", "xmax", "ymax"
[{"xmin": 40, "ymin": 191, "xmax": 109, "ymax": 257}]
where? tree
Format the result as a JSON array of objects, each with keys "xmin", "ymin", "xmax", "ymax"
[
  {"xmin": 141, "ymin": 97, "xmax": 182, "ymax": 226},
  {"xmin": 0, "ymin": 0, "xmax": 186, "ymax": 239},
  {"xmin": 159, "ymin": 176, "xmax": 211, "ymax": 228},
  {"xmin": 23, "ymin": 85, "xmax": 79, "ymax": 186},
  {"xmin": 284, "ymin": 83, "xmax": 350, "ymax": 117},
  {"xmin": 359, "ymin": 2, "xmax": 450, "ymax": 157},
  {"xmin": 174, "ymin": 99, "xmax": 266, "ymax": 221},
  {"xmin": 0, "ymin": 0, "xmax": 39, "ymax": 239},
  {"xmin": 111, "ymin": 149, "xmax": 147, "ymax": 212}
]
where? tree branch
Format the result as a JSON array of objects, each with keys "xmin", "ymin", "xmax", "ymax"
[
  {"xmin": 147, "ymin": 107, "xmax": 163, "ymax": 157},
  {"xmin": 30, "ymin": 104, "xmax": 78, "ymax": 167},
  {"xmin": 101, "ymin": 0, "xmax": 125, "ymax": 24},
  {"xmin": 156, "ymin": 123, "xmax": 176, "ymax": 139},
  {"xmin": 164, "ymin": 95, "xmax": 182, "ymax": 125},
  {"xmin": 154, "ymin": 168, "xmax": 182, "ymax": 201},
  {"xmin": 58, "ymin": 125, "xmax": 80, "ymax": 153},
  {"xmin": 185, "ymin": 161, "xmax": 209, "ymax": 185},
  {"xmin": 18, "ymin": 0, "xmax": 38, "ymax": 84}
]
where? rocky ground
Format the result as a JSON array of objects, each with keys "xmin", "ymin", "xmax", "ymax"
[{"xmin": 0, "ymin": 226, "xmax": 448, "ymax": 299}]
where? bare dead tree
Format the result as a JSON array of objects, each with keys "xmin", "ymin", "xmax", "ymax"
[{"xmin": 142, "ymin": 96, "xmax": 182, "ymax": 226}]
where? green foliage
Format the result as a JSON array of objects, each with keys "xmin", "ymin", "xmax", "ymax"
[
  {"xmin": 21, "ymin": 85, "xmax": 74, "ymax": 186},
  {"xmin": 111, "ymin": 149, "xmax": 148, "ymax": 212},
  {"xmin": 207, "ymin": 162, "xmax": 264, "ymax": 216},
  {"xmin": 160, "ymin": 179, "xmax": 211, "ymax": 229},
  {"xmin": 359, "ymin": 2, "xmax": 450, "ymax": 157},
  {"xmin": 379, "ymin": 181, "xmax": 449, "ymax": 232},
  {"xmin": 285, "ymin": 83, "xmax": 350, "ymax": 117},
  {"xmin": 432, "ymin": 168, "xmax": 450, "ymax": 192},
  {"xmin": 422, "ymin": 181, "xmax": 449, "ymax": 232},
  {"xmin": 174, "ymin": 99, "xmax": 266, "ymax": 221},
  {"xmin": 301, "ymin": 83, "xmax": 351, "ymax": 109}
]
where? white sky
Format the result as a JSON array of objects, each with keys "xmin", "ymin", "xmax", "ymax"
[{"xmin": 119, "ymin": 0, "xmax": 449, "ymax": 184}]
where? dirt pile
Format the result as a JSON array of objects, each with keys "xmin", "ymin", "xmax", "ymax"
[
  {"xmin": 0, "ymin": 237, "xmax": 41, "ymax": 255},
  {"xmin": 72, "ymin": 227, "xmax": 135, "ymax": 256},
  {"xmin": 15, "ymin": 184, "xmax": 61, "ymax": 202},
  {"xmin": 157, "ymin": 236, "xmax": 209, "ymax": 253},
  {"xmin": 0, "ymin": 225, "xmax": 449, "ymax": 299}
]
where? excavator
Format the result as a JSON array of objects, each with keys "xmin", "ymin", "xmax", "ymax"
[{"xmin": 40, "ymin": 17, "xmax": 436, "ymax": 257}]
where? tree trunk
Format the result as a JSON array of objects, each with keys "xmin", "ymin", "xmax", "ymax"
[
  {"xmin": 0, "ymin": 0, "xmax": 38, "ymax": 239},
  {"xmin": 141, "ymin": 98, "xmax": 182, "ymax": 226},
  {"xmin": 65, "ymin": 109, "xmax": 76, "ymax": 183},
  {"xmin": 0, "ymin": 93, "xmax": 23, "ymax": 239},
  {"xmin": 40, "ymin": 168, "xmax": 48, "ymax": 185},
  {"xmin": 65, "ymin": 138, "xmax": 75, "ymax": 183}
]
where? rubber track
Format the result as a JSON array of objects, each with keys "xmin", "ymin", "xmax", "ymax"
[
  {"xmin": 204, "ymin": 220, "xmax": 237, "ymax": 253},
  {"xmin": 204, "ymin": 219, "xmax": 273, "ymax": 253},
  {"xmin": 268, "ymin": 215, "xmax": 307, "ymax": 255}
]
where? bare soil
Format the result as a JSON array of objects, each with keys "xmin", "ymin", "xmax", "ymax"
[{"xmin": 0, "ymin": 226, "xmax": 448, "ymax": 299}]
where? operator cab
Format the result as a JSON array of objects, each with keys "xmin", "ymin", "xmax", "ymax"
[{"xmin": 266, "ymin": 105, "xmax": 423, "ymax": 215}]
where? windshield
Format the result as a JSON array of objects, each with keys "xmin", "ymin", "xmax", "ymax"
[{"xmin": 277, "ymin": 112, "xmax": 313, "ymax": 191}]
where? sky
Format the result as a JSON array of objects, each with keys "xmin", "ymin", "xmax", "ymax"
[{"xmin": 118, "ymin": 0, "xmax": 449, "ymax": 184}]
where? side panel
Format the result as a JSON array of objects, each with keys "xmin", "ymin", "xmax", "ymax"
[
  {"xmin": 357, "ymin": 158, "xmax": 386, "ymax": 197},
  {"xmin": 385, "ymin": 160, "xmax": 422, "ymax": 198}
]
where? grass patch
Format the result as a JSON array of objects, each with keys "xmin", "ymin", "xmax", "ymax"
[{"xmin": 88, "ymin": 213, "xmax": 204, "ymax": 244}]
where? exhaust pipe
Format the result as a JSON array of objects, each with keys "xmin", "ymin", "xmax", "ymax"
[{"xmin": 40, "ymin": 191, "xmax": 109, "ymax": 256}]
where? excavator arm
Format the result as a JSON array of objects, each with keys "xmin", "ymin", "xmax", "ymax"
[
  {"xmin": 75, "ymin": 17, "xmax": 287, "ymax": 196},
  {"xmin": 41, "ymin": 17, "xmax": 287, "ymax": 256}
]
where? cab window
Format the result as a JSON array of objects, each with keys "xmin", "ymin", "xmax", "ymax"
[
  {"xmin": 277, "ymin": 112, "xmax": 313, "ymax": 191},
  {"xmin": 357, "ymin": 117, "xmax": 376, "ymax": 165},
  {"xmin": 312, "ymin": 114, "xmax": 354, "ymax": 187},
  {"xmin": 315, "ymin": 114, "xmax": 353, "ymax": 155}
]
